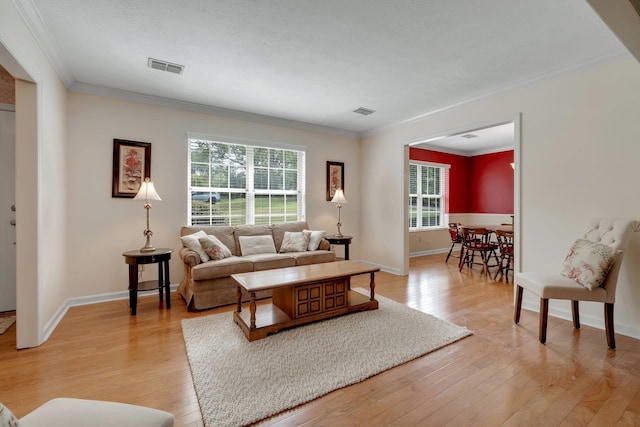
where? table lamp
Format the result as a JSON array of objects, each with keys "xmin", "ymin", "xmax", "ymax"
[
  {"xmin": 134, "ymin": 178, "xmax": 162, "ymax": 252},
  {"xmin": 331, "ymin": 188, "xmax": 348, "ymax": 237}
]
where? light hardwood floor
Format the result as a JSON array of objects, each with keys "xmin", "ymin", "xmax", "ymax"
[{"xmin": 2, "ymin": 254, "xmax": 640, "ymax": 426}]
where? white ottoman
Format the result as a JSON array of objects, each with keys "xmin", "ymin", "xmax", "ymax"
[{"xmin": 19, "ymin": 398, "xmax": 174, "ymax": 427}]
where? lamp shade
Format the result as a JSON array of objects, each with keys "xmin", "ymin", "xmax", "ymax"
[
  {"xmin": 331, "ymin": 189, "xmax": 348, "ymax": 204},
  {"xmin": 134, "ymin": 178, "xmax": 162, "ymax": 201}
]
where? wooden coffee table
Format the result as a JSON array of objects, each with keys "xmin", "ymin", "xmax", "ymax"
[{"xmin": 232, "ymin": 260, "xmax": 379, "ymax": 341}]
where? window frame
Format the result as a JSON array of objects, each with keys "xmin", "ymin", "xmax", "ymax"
[
  {"xmin": 408, "ymin": 160, "xmax": 449, "ymax": 230},
  {"xmin": 187, "ymin": 134, "xmax": 306, "ymax": 226}
]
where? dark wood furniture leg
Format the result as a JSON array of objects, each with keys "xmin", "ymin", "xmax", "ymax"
[
  {"xmin": 369, "ymin": 271, "xmax": 376, "ymax": 300},
  {"xmin": 128, "ymin": 264, "xmax": 138, "ymax": 316},
  {"xmin": 572, "ymin": 300, "xmax": 580, "ymax": 329},
  {"xmin": 605, "ymin": 303, "xmax": 615, "ymax": 349},
  {"xmin": 539, "ymin": 298, "xmax": 549, "ymax": 344},
  {"xmin": 236, "ymin": 286, "xmax": 242, "ymax": 313},
  {"xmin": 157, "ymin": 261, "xmax": 164, "ymax": 304},
  {"xmin": 249, "ymin": 292, "xmax": 257, "ymax": 330},
  {"xmin": 514, "ymin": 285, "xmax": 523, "ymax": 324},
  {"xmin": 164, "ymin": 260, "xmax": 171, "ymax": 309}
]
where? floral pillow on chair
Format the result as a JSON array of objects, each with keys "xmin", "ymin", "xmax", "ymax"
[{"xmin": 560, "ymin": 239, "xmax": 622, "ymax": 290}]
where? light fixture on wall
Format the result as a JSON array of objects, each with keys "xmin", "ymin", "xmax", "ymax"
[
  {"xmin": 510, "ymin": 162, "xmax": 515, "ymax": 169},
  {"xmin": 134, "ymin": 178, "xmax": 162, "ymax": 252},
  {"xmin": 331, "ymin": 188, "xmax": 348, "ymax": 237}
]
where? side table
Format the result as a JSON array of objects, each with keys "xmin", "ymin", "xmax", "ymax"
[
  {"xmin": 325, "ymin": 235, "xmax": 353, "ymax": 260},
  {"xmin": 122, "ymin": 248, "xmax": 173, "ymax": 316}
]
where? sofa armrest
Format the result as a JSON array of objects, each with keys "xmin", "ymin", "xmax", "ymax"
[
  {"xmin": 318, "ymin": 238, "xmax": 331, "ymax": 251},
  {"xmin": 179, "ymin": 247, "xmax": 201, "ymax": 267}
]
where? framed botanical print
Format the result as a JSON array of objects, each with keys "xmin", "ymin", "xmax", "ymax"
[
  {"xmin": 112, "ymin": 139, "xmax": 151, "ymax": 198},
  {"xmin": 326, "ymin": 161, "xmax": 344, "ymax": 201}
]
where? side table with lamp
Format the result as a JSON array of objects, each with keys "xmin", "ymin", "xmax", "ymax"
[
  {"xmin": 122, "ymin": 178, "xmax": 172, "ymax": 315},
  {"xmin": 328, "ymin": 188, "xmax": 352, "ymax": 260}
]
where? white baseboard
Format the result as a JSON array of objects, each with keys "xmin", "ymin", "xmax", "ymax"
[
  {"xmin": 521, "ymin": 300, "xmax": 640, "ymax": 341},
  {"xmin": 43, "ymin": 284, "xmax": 179, "ymax": 342},
  {"xmin": 409, "ymin": 248, "xmax": 449, "ymax": 258},
  {"xmin": 352, "ymin": 259, "xmax": 402, "ymax": 276}
]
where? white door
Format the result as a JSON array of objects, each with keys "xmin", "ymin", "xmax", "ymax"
[{"xmin": 0, "ymin": 108, "xmax": 16, "ymax": 312}]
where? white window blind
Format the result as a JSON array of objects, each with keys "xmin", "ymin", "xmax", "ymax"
[
  {"xmin": 409, "ymin": 161, "xmax": 449, "ymax": 229},
  {"xmin": 188, "ymin": 137, "xmax": 306, "ymax": 226}
]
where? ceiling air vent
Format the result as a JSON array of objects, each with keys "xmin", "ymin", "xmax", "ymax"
[
  {"xmin": 353, "ymin": 107, "xmax": 376, "ymax": 116},
  {"xmin": 148, "ymin": 58, "xmax": 184, "ymax": 75},
  {"xmin": 461, "ymin": 133, "xmax": 477, "ymax": 139}
]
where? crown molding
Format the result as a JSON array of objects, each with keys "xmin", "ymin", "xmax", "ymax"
[
  {"xmin": 70, "ymin": 82, "xmax": 361, "ymax": 139},
  {"xmin": 12, "ymin": 0, "xmax": 75, "ymax": 87},
  {"xmin": 363, "ymin": 48, "xmax": 632, "ymax": 138}
]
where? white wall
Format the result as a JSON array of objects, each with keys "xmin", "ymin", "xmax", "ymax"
[
  {"xmin": 362, "ymin": 57, "xmax": 640, "ymax": 339},
  {"xmin": 1, "ymin": 1, "xmax": 69, "ymax": 348},
  {"xmin": 65, "ymin": 92, "xmax": 361, "ymax": 299}
]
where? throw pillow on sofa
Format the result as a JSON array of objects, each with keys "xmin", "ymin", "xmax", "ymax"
[
  {"xmin": 198, "ymin": 235, "xmax": 232, "ymax": 260},
  {"xmin": 280, "ymin": 231, "xmax": 311, "ymax": 253},
  {"xmin": 238, "ymin": 235, "xmax": 277, "ymax": 255},
  {"xmin": 180, "ymin": 230, "xmax": 211, "ymax": 262},
  {"xmin": 0, "ymin": 402, "xmax": 20, "ymax": 427},
  {"xmin": 303, "ymin": 229, "xmax": 326, "ymax": 251}
]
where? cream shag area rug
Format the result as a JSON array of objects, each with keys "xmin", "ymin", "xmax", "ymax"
[
  {"xmin": 0, "ymin": 315, "xmax": 16, "ymax": 334},
  {"xmin": 182, "ymin": 288, "xmax": 472, "ymax": 427}
]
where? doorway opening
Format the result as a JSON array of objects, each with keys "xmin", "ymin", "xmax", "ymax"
[{"xmin": 401, "ymin": 115, "xmax": 521, "ymax": 276}]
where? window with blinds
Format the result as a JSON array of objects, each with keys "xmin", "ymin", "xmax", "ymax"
[
  {"xmin": 409, "ymin": 161, "xmax": 449, "ymax": 229},
  {"xmin": 188, "ymin": 137, "xmax": 306, "ymax": 226}
]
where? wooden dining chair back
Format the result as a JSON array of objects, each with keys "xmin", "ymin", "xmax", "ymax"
[
  {"xmin": 458, "ymin": 227, "xmax": 499, "ymax": 276},
  {"xmin": 494, "ymin": 229, "xmax": 514, "ymax": 282},
  {"xmin": 446, "ymin": 223, "xmax": 462, "ymax": 263},
  {"xmin": 514, "ymin": 218, "xmax": 637, "ymax": 348}
]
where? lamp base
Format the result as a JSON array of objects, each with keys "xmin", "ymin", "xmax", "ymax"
[{"xmin": 140, "ymin": 230, "xmax": 155, "ymax": 252}]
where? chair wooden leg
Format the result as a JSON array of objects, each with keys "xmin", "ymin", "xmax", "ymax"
[
  {"xmin": 445, "ymin": 243, "xmax": 454, "ymax": 263},
  {"xmin": 605, "ymin": 303, "xmax": 616, "ymax": 349},
  {"xmin": 571, "ymin": 300, "xmax": 580, "ymax": 329},
  {"xmin": 514, "ymin": 285, "xmax": 523, "ymax": 324},
  {"xmin": 539, "ymin": 298, "xmax": 549, "ymax": 344}
]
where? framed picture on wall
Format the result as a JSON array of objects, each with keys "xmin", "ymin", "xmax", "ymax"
[
  {"xmin": 326, "ymin": 161, "xmax": 344, "ymax": 201},
  {"xmin": 112, "ymin": 139, "xmax": 151, "ymax": 198}
]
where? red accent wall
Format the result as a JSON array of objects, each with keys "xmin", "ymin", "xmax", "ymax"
[
  {"xmin": 409, "ymin": 147, "xmax": 513, "ymax": 214},
  {"xmin": 469, "ymin": 151, "xmax": 514, "ymax": 214}
]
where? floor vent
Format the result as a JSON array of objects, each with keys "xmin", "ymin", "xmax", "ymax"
[{"xmin": 148, "ymin": 58, "xmax": 184, "ymax": 75}]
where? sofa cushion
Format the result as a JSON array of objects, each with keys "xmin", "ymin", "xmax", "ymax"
[
  {"xmin": 243, "ymin": 253, "xmax": 296, "ymax": 271},
  {"xmin": 180, "ymin": 230, "xmax": 210, "ymax": 262},
  {"xmin": 272, "ymin": 221, "xmax": 308, "ymax": 252},
  {"xmin": 238, "ymin": 235, "xmax": 277, "ymax": 256},
  {"xmin": 304, "ymin": 229, "xmax": 327, "ymax": 251},
  {"xmin": 279, "ymin": 231, "xmax": 311, "ymax": 253},
  {"xmin": 233, "ymin": 225, "xmax": 273, "ymax": 256},
  {"xmin": 181, "ymin": 226, "xmax": 236, "ymax": 256},
  {"xmin": 191, "ymin": 257, "xmax": 254, "ymax": 281},
  {"xmin": 198, "ymin": 235, "xmax": 232, "ymax": 260},
  {"xmin": 286, "ymin": 250, "xmax": 336, "ymax": 266}
]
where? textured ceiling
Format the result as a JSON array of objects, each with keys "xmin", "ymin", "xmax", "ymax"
[{"xmin": 21, "ymin": 0, "xmax": 627, "ymax": 137}]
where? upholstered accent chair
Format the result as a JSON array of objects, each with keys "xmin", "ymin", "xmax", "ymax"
[{"xmin": 514, "ymin": 218, "xmax": 637, "ymax": 349}]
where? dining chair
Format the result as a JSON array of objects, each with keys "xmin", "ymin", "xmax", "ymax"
[
  {"xmin": 514, "ymin": 218, "xmax": 637, "ymax": 348},
  {"xmin": 458, "ymin": 227, "xmax": 499, "ymax": 276},
  {"xmin": 445, "ymin": 223, "xmax": 462, "ymax": 263},
  {"xmin": 494, "ymin": 229, "xmax": 514, "ymax": 282}
]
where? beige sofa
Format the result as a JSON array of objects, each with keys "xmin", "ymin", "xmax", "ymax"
[{"xmin": 178, "ymin": 221, "xmax": 336, "ymax": 310}]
